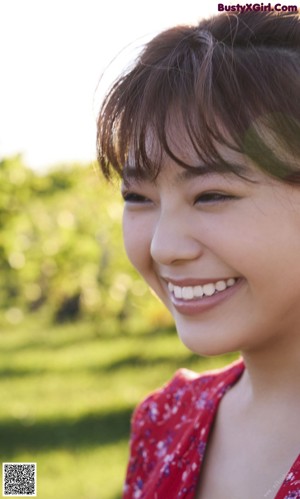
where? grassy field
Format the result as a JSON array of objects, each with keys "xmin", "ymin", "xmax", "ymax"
[{"xmin": 0, "ymin": 313, "xmax": 239, "ymax": 498}]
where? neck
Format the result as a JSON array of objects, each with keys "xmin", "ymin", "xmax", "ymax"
[{"xmin": 239, "ymin": 332, "xmax": 300, "ymax": 409}]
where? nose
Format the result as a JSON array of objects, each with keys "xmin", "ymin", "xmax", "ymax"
[{"xmin": 150, "ymin": 211, "xmax": 203, "ymax": 265}]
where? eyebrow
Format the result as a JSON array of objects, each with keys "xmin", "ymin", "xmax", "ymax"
[
  {"xmin": 122, "ymin": 162, "xmax": 252, "ymax": 186},
  {"xmin": 175, "ymin": 164, "xmax": 250, "ymax": 181}
]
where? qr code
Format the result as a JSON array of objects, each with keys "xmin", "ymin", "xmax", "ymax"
[{"xmin": 2, "ymin": 463, "xmax": 37, "ymax": 497}]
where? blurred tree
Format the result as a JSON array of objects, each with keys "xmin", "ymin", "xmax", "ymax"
[{"xmin": 0, "ymin": 157, "xmax": 172, "ymax": 331}]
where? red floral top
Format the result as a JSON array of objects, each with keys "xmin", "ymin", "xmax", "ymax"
[{"xmin": 123, "ymin": 359, "xmax": 300, "ymax": 499}]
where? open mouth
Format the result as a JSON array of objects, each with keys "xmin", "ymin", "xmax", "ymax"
[{"xmin": 168, "ymin": 278, "xmax": 238, "ymax": 301}]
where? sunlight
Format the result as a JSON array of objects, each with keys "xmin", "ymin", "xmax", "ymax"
[{"xmin": 0, "ymin": 0, "xmax": 216, "ymax": 170}]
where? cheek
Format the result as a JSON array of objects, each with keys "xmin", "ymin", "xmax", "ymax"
[{"xmin": 122, "ymin": 212, "xmax": 152, "ymax": 274}]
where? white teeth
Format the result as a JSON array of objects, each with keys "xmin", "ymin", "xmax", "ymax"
[
  {"xmin": 215, "ymin": 280, "xmax": 227, "ymax": 291},
  {"xmin": 174, "ymin": 286, "xmax": 182, "ymax": 299},
  {"xmin": 227, "ymin": 278, "xmax": 235, "ymax": 287},
  {"xmin": 182, "ymin": 287, "xmax": 194, "ymax": 300},
  {"xmin": 202, "ymin": 283, "xmax": 215, "ymax": 297},
  {"xmin": 168, "ymin": 278, "xmax": 237, "ymax": 301},
  {"xmin": 194, "ymin": 285, "xmax": 203, "ymax": 297}
]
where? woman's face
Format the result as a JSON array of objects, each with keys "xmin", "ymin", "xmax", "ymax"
[{"xmin": 121, "ymin": 138, "xmax": 300, "ymax": 356}]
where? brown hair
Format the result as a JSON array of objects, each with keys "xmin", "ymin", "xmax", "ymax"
[{"xmin": 97, "ymin": 11, "xmax": 300, "ymax": 182}]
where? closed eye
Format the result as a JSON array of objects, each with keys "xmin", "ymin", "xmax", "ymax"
[
  {"xmin": 195, "ymin": 192, "xmax": 237, "ymax": 204},
  {"xmin": 122, "ymin": 191, "xmax": 150, "ymax": 203}
]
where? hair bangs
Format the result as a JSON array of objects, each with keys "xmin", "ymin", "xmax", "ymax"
[
  {"xmin": 97, "ymin": 26, "xmax": 246, "ymax": 181},
  {"xmin": 97, "ymin": 12, "xmax": 300, "ymax": 184}
]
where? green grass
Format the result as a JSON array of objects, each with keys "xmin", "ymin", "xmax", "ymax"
[{"xmin": 0, "ymin": 313, "xmax": 239, "ymax": 498}]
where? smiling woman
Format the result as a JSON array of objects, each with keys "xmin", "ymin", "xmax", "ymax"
[{"xmin": 96, "ymin": 11, "xmax": 300, "ymax": 499}]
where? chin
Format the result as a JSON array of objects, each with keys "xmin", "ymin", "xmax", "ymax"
[
  {"xmin": 180, "ymin": 341, "xmax": 236, "ymax": 358},
  {"xmin": 176, "ymin": 326, "xmax": 242, "ymax": 358}
]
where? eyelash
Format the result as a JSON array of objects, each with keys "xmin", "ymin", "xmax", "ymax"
[
  {"xmin": 122, "ymin": 192, "xmax": 150, "ymax": 203},
  {"xmin": 195, "ymin": 192, "xmax": 235, "ymax": 204},
  {"xmin": 122, "ymin": 191, "xmax": 235, "ymax": 204}
]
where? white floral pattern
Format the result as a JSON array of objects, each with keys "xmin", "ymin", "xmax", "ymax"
[{"xmin": 123, "ymin": 359, "xmax": 300, "ymax": 498}]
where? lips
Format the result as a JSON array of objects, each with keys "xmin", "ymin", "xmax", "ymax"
[
  {"xmin": 168, "ymin": 278, "xmax": 237, "ymax": 301},
  {"xmin": 163, "ymin": 276, "xmax": 243, "ymax": 316}
]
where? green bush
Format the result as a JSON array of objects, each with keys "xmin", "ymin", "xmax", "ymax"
[{"xmin": 1, "ymin": 156, "xmax": 171, "ymax": 330}]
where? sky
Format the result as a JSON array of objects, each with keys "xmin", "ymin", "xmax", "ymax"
[{"xmin": 0, "ymin": 1, "xmax": 218, "ymax": 171}]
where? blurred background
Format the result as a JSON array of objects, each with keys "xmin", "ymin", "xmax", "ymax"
[{"xmin": 0, "ymin": 1, "xmax": 238, "ymax": 498}]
